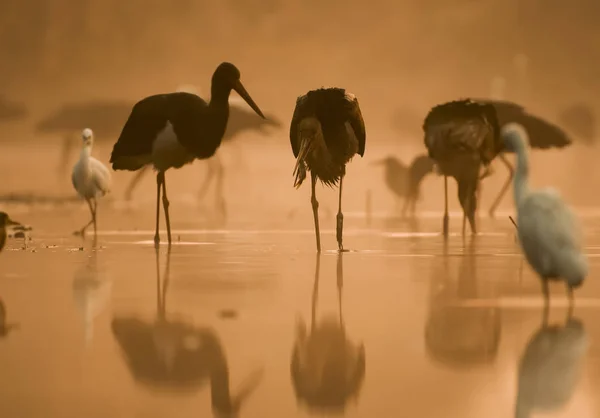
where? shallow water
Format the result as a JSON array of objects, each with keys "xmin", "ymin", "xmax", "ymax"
[{"xmin": 1, "ymin": 211, "xmax": 600, "ymax": 418}]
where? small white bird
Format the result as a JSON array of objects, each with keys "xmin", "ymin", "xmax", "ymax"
[
  {"xmin": 72, "ymin": 128, "xmax": 111, "ymax": 236},
  {"xmin": 503, "ymin": 122, "xmax": 588, "ymax": 309}
]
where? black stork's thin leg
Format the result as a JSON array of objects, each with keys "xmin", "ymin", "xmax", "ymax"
[
  {"xmin": 337, "ymin": 251, "xmax": 344, "ymax": 327},
  {"xmin": 125, "ymin": 165, "xmax": 150, "ymax": 201},
  {"xmin": 154, "ymin": 172, "xmax": 162, "ymax": 248},
  {"xmin": 310, "ymin": 171, "xmax": 321, "ymax": 253},
  {"xmin": 160, "ymin": 172, "xmax": 173, "ymax": 246},
  {"xmin": 336, "ymin": 175, "xmax": 345, "ymax": 251},
  {"xmin": 443, "ymin": 176, "xmax": 449, "ymax": 238},
  {"xmin": 489, "ymin": 153, "xmax": 514, "ymax": 217}
]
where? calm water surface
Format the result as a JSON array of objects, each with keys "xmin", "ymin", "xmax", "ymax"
[{"xmin": 1, "ymin": 212, "xmax": 600, "ymax": 418}]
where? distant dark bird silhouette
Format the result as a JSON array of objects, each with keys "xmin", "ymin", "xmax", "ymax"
[
  {"xmin": 123, "ymin": 98, "xmax": 283, "ymax": 203},
  {"xmin": 290, "ymin": 88, "xmax": 366, "ymax": 252},
  {"xmin": 35, "ymin": 100, "xmax": 133, "ymax": 178},
  {"xmin": 371, "ymin": 154, "xmax": 434, "ymax": 217},
  {"xmin": 0, "ymin": 96, "xmax": 28, "ymax": 122},
  {"xmin": 557, "ymin": 102, "xmax": 596, "ymax": 146},
  {"xmin": 423, "ymin": 99, "xmax": 502, "ymax": 237},
  {"xmin": 110, "ymin": 62, "xmax": 265, "ymax": 248},
  {"xmin": 476, "ymin": 99, "xmax": 573, "ymax": 216},
  {"xmin": 0, "ymin": 212, "xmax": 22, "ymax": 252}
]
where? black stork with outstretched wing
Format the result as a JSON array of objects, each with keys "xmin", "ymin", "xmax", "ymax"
[{"xmin": 423, "ymin": 99, "xmax": 502, "ymax": 237}]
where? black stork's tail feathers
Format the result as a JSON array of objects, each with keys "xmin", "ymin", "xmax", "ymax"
[
  {"xmin": 423, "ymin": 99, "xmax": 501, "ymax": 174},
  {"xmin": 290, "ymin": 88, "xmax": 366, "ymax": 188}
]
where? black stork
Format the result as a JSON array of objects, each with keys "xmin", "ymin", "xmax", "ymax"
[
  {"xmin": 423, "ymin": 99, "xmax": 502, "ymax": 237},
  {"xmin": 110, "ymin": 62, "xmax": 265, "ymax": 248},
  {"xmin": 371, "ymin": 154, "xmax": 435, "ymax": 217},
  {"xmin": 0, "ymin": 212, "xmax": 22, "ymax": 253},
  {"xmin": 290, "ymin": 88, "xmax": 366, "ymax": 252},
  {"xmin": 123, "ymin": 98, "xmax": 283, "ymax": 202},
  {"xmin": 475, "ymin": 99, "xmax": 573, "ymax": 216}
]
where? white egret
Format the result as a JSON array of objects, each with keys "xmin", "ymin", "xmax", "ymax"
[
  {"xmin": 503, "ymin": 123, "xmax": 588, "ymax": 309},
  {"xmin": 72, "ymin": 128, "xmax": 111, "ymax": 236}
]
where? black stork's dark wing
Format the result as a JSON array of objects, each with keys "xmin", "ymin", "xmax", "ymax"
[
  {"xmin": 423, "ymin": 99, "xmax": 501, "ymax": 166},
  {"xmin": 558, "ymin": 103, "xmax": 596, "ymax": 145},
  {"xmin": 0, "ymin": 96, "xmax": 28, "ymax": 121},
  {"xmin": 110, "ymin": 92, "xmax": 210, "ymax": 171},
  {"xmin": 36, "ymin": 100, "xmax": 133, "ymax": 138},
  {"xmin": 476, "ymin": 99, "xmax": 572, "ymax": 149},
  {"xmin": 290, "ymin": 88, "xmax": 366, "ymax": 158}
]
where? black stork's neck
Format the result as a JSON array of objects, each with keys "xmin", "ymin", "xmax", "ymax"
[{"xmin": 203, "ymin": 82, "xmax": 233, "ymax": 151}]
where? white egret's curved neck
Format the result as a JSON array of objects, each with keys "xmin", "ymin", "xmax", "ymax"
[
  {"xmin": 513, "ymin": 143, "xmax": 530, "ymax": 205},
  {"xmin": 80, "ymin": 144, "xmax": 92, "ymax": 159}
]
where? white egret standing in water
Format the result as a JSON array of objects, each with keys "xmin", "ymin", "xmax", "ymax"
[
  {"xmin": 72, "ymin": 128, "xmax": 111, "ymax": 236},
  {"xmin": 503, "ymin": 123, "xmax": 587, "ymax": 311}
]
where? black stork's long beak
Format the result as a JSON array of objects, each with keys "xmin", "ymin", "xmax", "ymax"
[
  {"xmin": 233, "ymin": 80, "xmax": 265, "ymax": 119},
  {"xmin": 369, "ymin": 158, "xmax": 388, "ymax": 166},
  {"xmin": 5, "ymin": 216, "xmax": 21, "ymax": 227}
]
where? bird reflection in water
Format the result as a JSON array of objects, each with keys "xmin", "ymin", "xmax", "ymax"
[
  {"xmin": 291, "ymin": 253, "xmax": 366, "ymax": 413},
  {"xmin": 515, "ymin": 310, "xmax": 588, "ymax": 418},
  {"xmin": 425, "ymin": 237, "xmax": 501, "ymax": 368},
  {"xmin": 0, "ymin": 297, "xmax": 19, "ymax": 339},
  {"xmin": 72, "ymin": 240, "xmax": 112, "ymax": 344},
  {"xmin": 111, "ymin": 248, "xmax": 262, "ymax": 417}
]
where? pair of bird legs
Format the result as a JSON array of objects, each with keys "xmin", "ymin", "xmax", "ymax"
[
  {"xmin": 441, "ymin": 176, "xmax": 479, "ymax": 237},
  {"xmin": 541, "ymin": 280, "xmax": 575, "ymax": 324},
  {"xmin": 125, "ymin": 156, "xmax": 226, "ymax": 209},
  {"xmin": 310, "ymin": 172, "xmax": 345, "ymax": 253},
  {"xmin": 74, "ymin": 197, "xmax": 98, "ymax": 236},
  {"xmin": 441, "ymin": 155, "xmax": 514, "ymax": 237}
]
